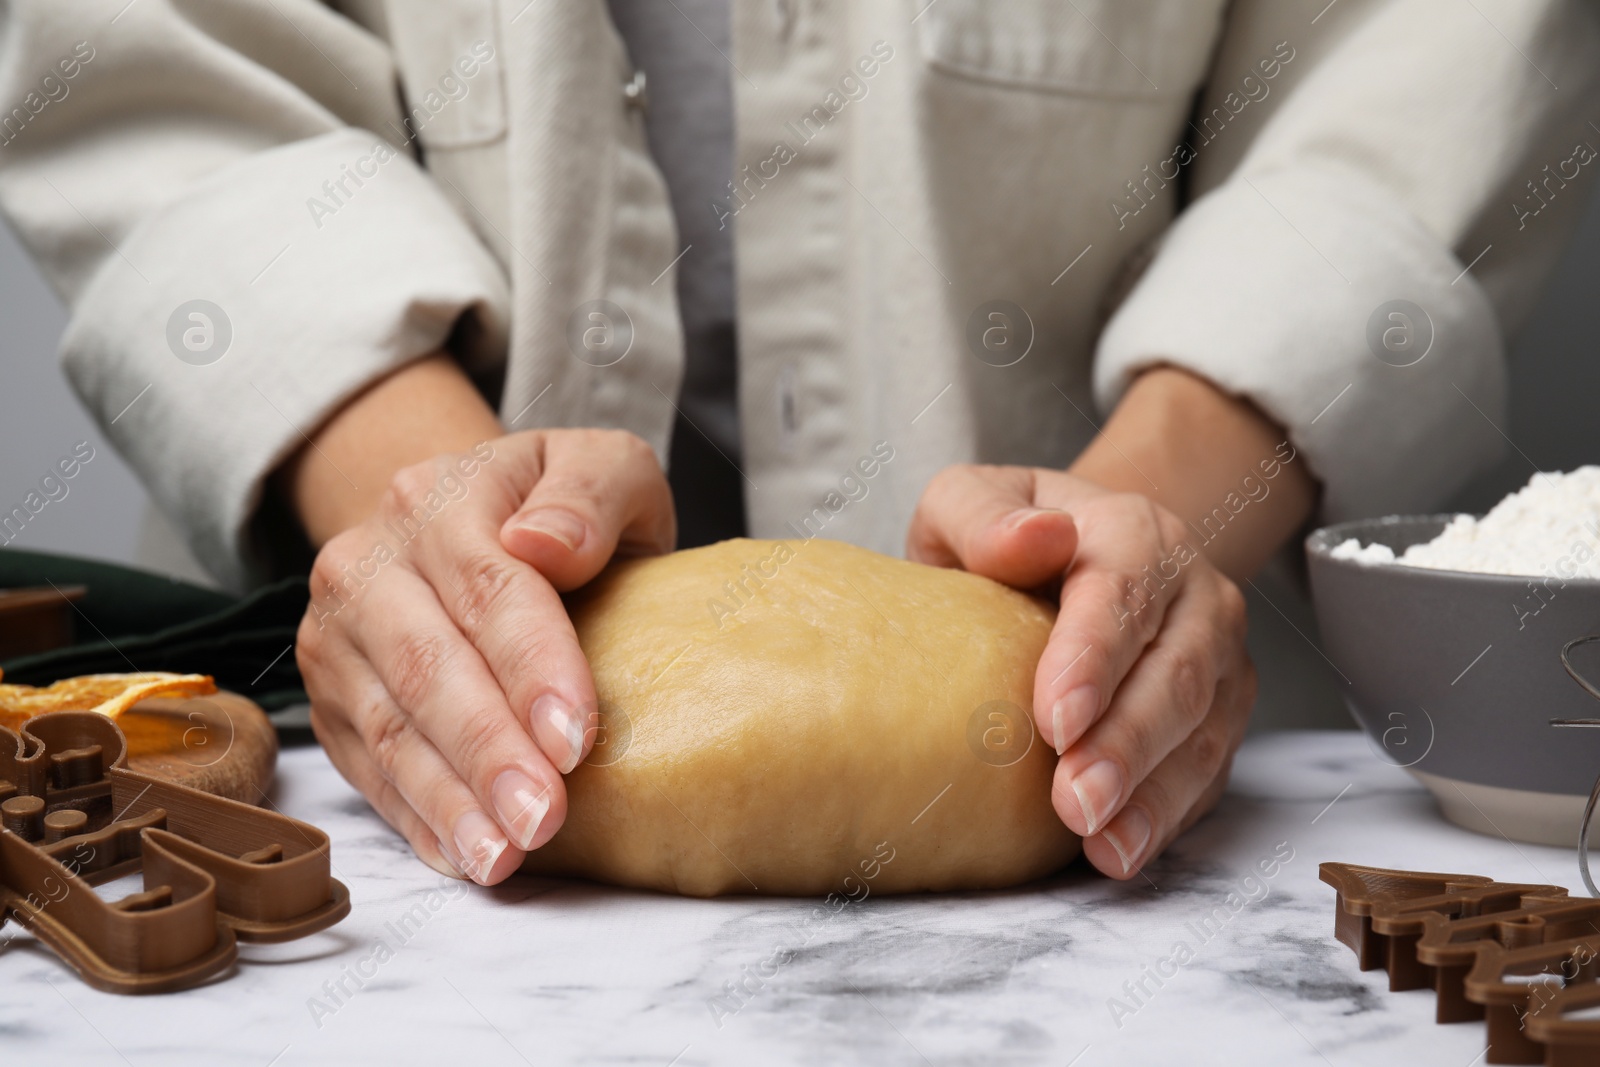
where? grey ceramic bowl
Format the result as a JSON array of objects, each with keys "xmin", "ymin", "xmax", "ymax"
[{"xmin": 1306, "ymin": 515, "xmax": 1600, "ymax": 846}]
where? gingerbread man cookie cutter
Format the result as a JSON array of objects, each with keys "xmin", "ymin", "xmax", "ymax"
[{"xmin": 0, "ymin": 710, "xmax": 349, "ymax": 994}]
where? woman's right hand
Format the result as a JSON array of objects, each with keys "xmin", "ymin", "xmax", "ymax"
[{"xmin": 295, "ymin": 428, "xmax": 675, "ymax": 884}]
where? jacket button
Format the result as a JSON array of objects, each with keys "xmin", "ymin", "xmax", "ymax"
[{"xmin": 623, "ymin": 69, "xmax": 648, "ymax": 112}]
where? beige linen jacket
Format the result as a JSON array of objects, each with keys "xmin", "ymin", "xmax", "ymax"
[{"xmin": 0, "ymin": 0, "xmax": 1596, "ymax": 591}]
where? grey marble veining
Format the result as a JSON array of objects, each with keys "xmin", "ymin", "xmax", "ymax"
[{"xmin": 1, "ymin": 730, "xmax": 1587, "ymax": 1066}]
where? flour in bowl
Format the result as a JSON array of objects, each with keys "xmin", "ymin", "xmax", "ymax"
[{"xmin": 1329, "ymin": 466, "xmax": 1600, "ymax": 578}]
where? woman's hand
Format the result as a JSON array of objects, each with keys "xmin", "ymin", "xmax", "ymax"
[
  {"xmin": 295, "ymin": 427, "xmax": 674, "ymax": 884},
  {"xmin": 909, "ymin": 467, "xmax": 1256, "ymax": 879},
  {"xmin": 908, "ymin": 367, "xmax": 1315, "ymax": 879}
]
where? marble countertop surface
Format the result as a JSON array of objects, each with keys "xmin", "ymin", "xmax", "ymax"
[{"xmin": 2, "ymin": 728, "xmax": 1588, "ymax": 1066}]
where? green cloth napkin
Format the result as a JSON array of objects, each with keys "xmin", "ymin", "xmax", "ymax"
[{"xmin": 0, "ymin": 548, "xmax": 310, "ymax": 720}]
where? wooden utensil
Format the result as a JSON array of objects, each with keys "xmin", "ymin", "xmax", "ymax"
[{"xmin": 0, "ymin": 689, "xmax": 276, "ymax": 804}]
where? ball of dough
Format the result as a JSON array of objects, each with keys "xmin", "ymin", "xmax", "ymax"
[{"xmin": 520, "ymin": 538, "xmax": 1080, "ymax": 896}]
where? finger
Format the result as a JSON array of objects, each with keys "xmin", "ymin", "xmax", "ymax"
[
  {"xmin": 372, "ymin": 454, "xmax": 602, "ymax": 775},
  {"xmin": 300, "ymin": 623, "xmax": 531, "ymax": 884},
  {"xmin": 499, "ymin": 429, "xmax": 676, "ymax": 590},
  {"xmin": 1079, "ymin": 669, "xmax": 1253, "ymax": 879},
  {"xmin": 308, "ymin": 698, "xmax": 463, "ymax": 879},
  {"xmin": 343, "ymin": 673, "xmax": 536, "ymax": 885},
  {"xmin": 907, "ymin": 464, "xmax": 1078, "ymax": 589},
  {"xmin": 1032, "ymin": 494, "xmax": 1193, "ymax": 755},
  {"xmin": 1049, "ymin": 576, "xmax": 1237, "ymax": 840},
  {"xmin": 298, "ymin": 598, "xmax": 462, "ymax": 876},
  {"xmin": 411, "ymin": 506, "xmax": 602, "ymax": 776},
  {"xmin": 347, "ymin": 567, "xmax": 569, "ymax": 870}
]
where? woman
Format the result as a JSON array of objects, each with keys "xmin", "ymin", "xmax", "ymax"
[{"xmin": 1, "ymin": 0, "xmax": 1594, "ymax": 885}]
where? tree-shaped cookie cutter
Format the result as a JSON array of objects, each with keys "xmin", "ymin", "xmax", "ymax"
[
  {"xmin": 0, "ymin": 710, "xmax": 349, "ymax": 993},
  {"xmin": 1323, "ymin": 861, "xmax": 1600, "ymax": 1065}
]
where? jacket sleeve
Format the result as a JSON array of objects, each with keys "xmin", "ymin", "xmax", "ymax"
[
  {"xmin": 1092, "ymin": 0, "xmax": 1600, "ymax": 520},
  {"xmin": 0, "ymin": 1, "xmax": 510, "ymax": 591}
]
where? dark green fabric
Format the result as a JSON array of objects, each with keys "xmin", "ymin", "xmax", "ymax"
[{"xmin": 0, "ymin": 548, "xmax": 309, "ymax": 711}]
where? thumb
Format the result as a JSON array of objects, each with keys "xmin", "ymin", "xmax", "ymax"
[
  {"xmin": 499, "ymin": 430, "xmax": 676, "ymax": 590},
  {"xmin": 907, "ymin": 465, "xmax": 1077, "ymax": 589}
]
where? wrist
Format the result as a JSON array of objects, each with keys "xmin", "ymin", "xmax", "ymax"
[
  {"xmin": 274, "ymin": 353, "xmax": 504, "ymax": 545},
  {"xmin": 1068, "ymin": 366, "xmax": 1317, "ymax": 579}
]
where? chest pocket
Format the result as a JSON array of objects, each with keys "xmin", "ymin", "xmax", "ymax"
[
  {"xmin": 384, "ymin": 0, "xmax": 507, "ymax": 149},
  {"xmin": 914, "ymin": 0, "xmax": 1229, "ymax": 99}
]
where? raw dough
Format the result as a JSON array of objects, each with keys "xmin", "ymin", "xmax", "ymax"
[{"xmin": 521, "ymin": 538, "xmax": 1080, "ymax": 896}]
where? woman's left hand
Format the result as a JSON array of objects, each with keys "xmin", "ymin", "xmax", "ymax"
[{"xmin": 908, "ymin": 464, "xmax": 1257, "ymax": 879}]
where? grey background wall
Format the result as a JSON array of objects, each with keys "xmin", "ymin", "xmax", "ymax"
[
  {"xmin": 1454, "ymin": 185, "xmax": 1600, "ymax": 514},
  {"xmin": 0, "ymin": 221, "xmax": 149, "ymax": 570},
  {"xmin": 3, "ymin": 186, "xmax": 1598, "ymax": 729}
]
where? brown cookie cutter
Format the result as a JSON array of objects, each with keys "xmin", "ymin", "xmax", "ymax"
[
  {"xmin": 1322, "ymin": 861, "xmax": 1600, "ymax": 1065},
  {"xmin": 0, "ymin": 710, "xmax": 349, "ymax": 994}
]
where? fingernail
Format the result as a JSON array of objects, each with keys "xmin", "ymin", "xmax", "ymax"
[
  {"xmin": 1069, "ymin": 759, "xmax": 1123, "ymax": 836},
  {"xmin": 1004, "ymin": 506, "xmax": 1068, "ymax": 530},
  {"xmin": 514, "ymin": 509, "xmax": 586, "ymax": 552},
  {"xmin": 452, "ymin": 810, "xmax": 508, "ymax": 884},
  {"xmin": 422, "ymin": 847, "xmax": 466, "ymax": 880},
  {"xmin": 530, "ymin": 692, "xmax": 585, "ymax": 774},
  {"xmin": 1051, "ymin": 684, "xmax": 1099, "ymax": 755},
  {"xmin": 493, "ymin": 769, "xmax": 552, "ymax": 850},
  {"xmin": 1103, "ymin": 808, "xmax": 1153, "ymax": 875}
]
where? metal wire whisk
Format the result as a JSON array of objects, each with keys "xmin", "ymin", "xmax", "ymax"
[{"xmin": 1551, "ymin": 634, "xmax": 1600, "ymax": 897}]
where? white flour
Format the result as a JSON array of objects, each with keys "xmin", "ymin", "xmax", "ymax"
[{"xmin": 1329, "ymin": 466, "xmax": 1600, "ymax": 578}]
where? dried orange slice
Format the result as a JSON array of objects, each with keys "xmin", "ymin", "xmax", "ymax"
[{"xmin": 0, "ymin": 669, "xmax": 217, "ymax": 720}]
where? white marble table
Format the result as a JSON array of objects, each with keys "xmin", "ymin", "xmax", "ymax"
[{"xmin": 2, "ymin": 729, "xmax": 1588, "ymax": 1067}]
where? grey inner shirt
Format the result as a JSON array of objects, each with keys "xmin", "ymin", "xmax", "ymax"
[{"xmin": 605, "ymin": 0, "xmax": 745, "ymax": 547}]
